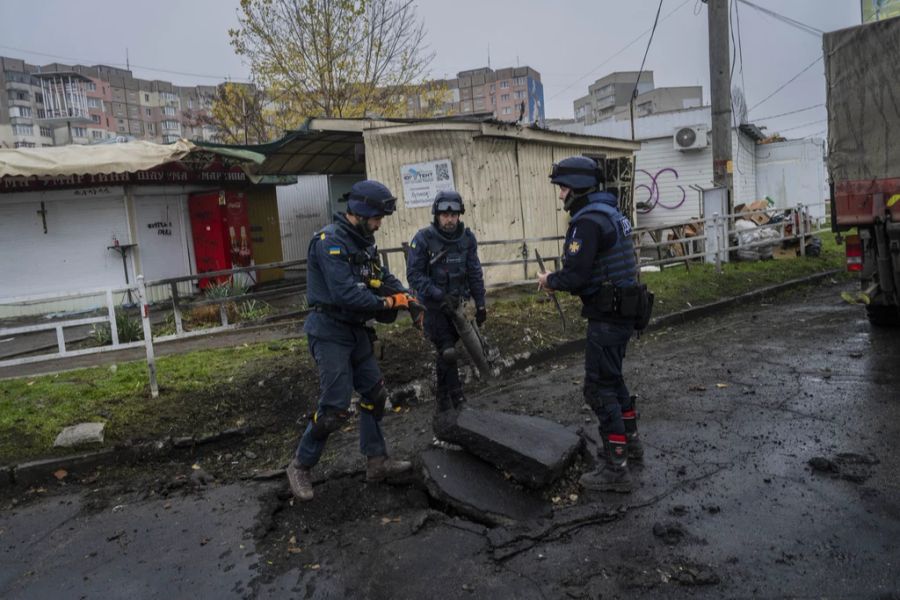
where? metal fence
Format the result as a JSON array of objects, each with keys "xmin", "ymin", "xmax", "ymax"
[{"xmin": 0, "ymin": 201, "xmax": 830, "ymax": 394}]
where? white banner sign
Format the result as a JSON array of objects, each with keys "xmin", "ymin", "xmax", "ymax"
[{"xmin": 400, "ymin": 158, "xmax": 455, "ymax": 208}]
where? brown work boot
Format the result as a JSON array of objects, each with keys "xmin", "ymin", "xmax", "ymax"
[
  {"xmin": 366, "ymin": 455, "xmax": 412, "ymax": 481},
  {"xmin": 286, "ymin": 459, "xmax": 314, "ymax": 501}
]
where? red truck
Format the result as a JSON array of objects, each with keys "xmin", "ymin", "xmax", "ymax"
[{"xmin": 825, "ymin": 16, "xmax": 900, "ymax": 326}]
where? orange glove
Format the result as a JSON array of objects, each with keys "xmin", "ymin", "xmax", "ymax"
[{"xmin": 383, "ymin": 292, "xmax": 410, "ymax": 310}]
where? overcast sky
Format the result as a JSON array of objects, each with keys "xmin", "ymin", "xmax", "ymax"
[{"xmin": 0, "ymin": 0, "xmax": 862, "ymax": 139}]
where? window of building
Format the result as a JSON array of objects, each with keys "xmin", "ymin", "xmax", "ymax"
[
  {"xmin": 500, "ymin": 94, "xmax": 510, "ymax": 102},
  {"xmin": 502, "ymin": 106, "xmax": 512, "ymax": 115},
  {"xmin": 148, "ymin": 123, "xmax": 155, "ymax": 133},
  {"xmin": 499, "ymin": 81, "xmax": 509, "ymax": 89},
  {"xmin": 72, "ymin": 127, "xmax": 87, "ymax": 137},
  {"xmin": 515, "ymin": 90, "xmax": 526, "ymax": 99},
  {"xmin": 40, "ymin": 127, "xmax": 52, "ymax": 138},
  {"xmin": 146, "ymin": 108, "xmax": 152, "ymax": 116},
  {"xmin": 515, "ymin": 77, "xmax": 527, "ymax": 86},
  {"xmin": 34, "ymin": 92, "xmax": 43, "ymax": 104},
  {"xmin": 489, "ymin": 84, "xmax": 495, "ymax": 93},
  {"xmin": 91, "ymin": 114, "xmax": 101, "ymax": 124},
  {"xmin": 12, "ymin": 124, "xmax": 33, "ymax": 136},
  {"xmin": 188, "ymin": 98, "xmax": 194, "ymax": 109},
  {"xmin": 14, "ymin": 141, "xmax": 36, "ymax": 148},
  {"xmin": 87, "ymin": 97, "xmax": 102, "ymax": 109},
  {"xmin": 162, "ymin": 106, "xmax": 176, "ymax": 116},
  {"xmin": 9, "ymin": 106, "xmax": 33, "ymax": 118},
  {"xmin": 145, "ymin": 93, "xmax": 150, "ymax": 102},
  {"xmin": 85, "ymin": 81, "xmax": 96, "ymax": 91},
  {"xmin": 92, "ymin": 130, "xmax": 104, "ymax": 139}
]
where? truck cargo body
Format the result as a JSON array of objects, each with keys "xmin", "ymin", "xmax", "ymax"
[{"xmin": 825, "ymin": 17, "xmax": 900, "ymax": 325}]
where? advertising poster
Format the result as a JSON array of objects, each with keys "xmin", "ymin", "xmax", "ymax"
[{"xmin": 400, "ymin": 158, "xmax": 455, "ymax": 208}]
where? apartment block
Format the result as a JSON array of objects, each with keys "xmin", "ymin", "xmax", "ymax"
[
  {"xmin": 406, "ymin": 66, "xmax": 545, "ymax": 124},
  {"xmin": 573, "ymin": 71, "xmax": 702, "ymax": 125},
  {"xmin": 0, "ymin": 54, "xmax": 219, "ymax": 149}
]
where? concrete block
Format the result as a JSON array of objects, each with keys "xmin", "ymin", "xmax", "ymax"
[
  {"xmin": 421, "ymin": 448, "xmax": 551, "ymax": 527},
  {"xmin": 435, "ymin": 408, "xmax": 583, "ymax": 488},
  {"xmin": 53, "ymin": 422, "xmax": 105, "ymax": 448}
]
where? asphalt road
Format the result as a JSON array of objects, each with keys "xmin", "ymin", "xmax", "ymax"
[{"xmin": 2, "ymin": 280, "xmax": 898, "ymax": 599}]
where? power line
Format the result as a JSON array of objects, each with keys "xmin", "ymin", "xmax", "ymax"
[
  {"xmin": 631, "ymin": 0, "xmax": 665, "ymax": 102},
  {"xmin": 0, "ymin": 44, "xmax": 249, "ymax": 82},
  {"xmin": 754, "ymin": 103, "xmax": 824, "ymax": 121},
  {"xmin": 773, "ymin": 118, "xmax": 827, "ymax": 133},
  {"xmin": 549, "ymin": 0, "xmax": 692, "ymax": 101},
  {"xmin": 747, "ymin": 55, "xmax": 823, "ymax": 112},
  {"xmin": 735, "ymin": 0, "xmax": 823, "ymax": 37}
]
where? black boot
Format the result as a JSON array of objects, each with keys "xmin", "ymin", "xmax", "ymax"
[
  {"xmin": 449, "ymin": 389, "xmax": 466, "ymax": 410},
  {"xmin": 623, "ymin": 405, "xmax": 644, "ymax": 461},
  {"xmin": 580, "ymin": 434, "xmax": 632, "ymax": 493}
]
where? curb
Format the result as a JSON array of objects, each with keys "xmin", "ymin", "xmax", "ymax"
[
  {"xmin": 0, "ymin": 426, "xmax": 253, "ymax": 490},
  {"xmin": 505, "ymin": 269, "xmax": 842, "ymax": 369},
  {"xmin": 0, "ymin": 270, "xmax": 840, "ymax": 490}
]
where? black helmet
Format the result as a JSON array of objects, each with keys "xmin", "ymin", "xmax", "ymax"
[
  {"xmin": 431, "ymin": 190, "xmax": 465, "ymax": 215},
  {"xmin": 549, "ymin": 156, "xmax": 602, "ymax": 190},
  {"xmin": 346, "ymin": 180, "xmax": 397, "ymax": 217}
]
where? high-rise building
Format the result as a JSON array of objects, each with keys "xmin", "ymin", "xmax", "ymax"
[
  {"xmin": 406, "ymin": 66, "xmax": 545, "ymax": 125},
  {"xmin": 573, "ymin": 71, "xmax": 702, "ymax": 126},
  {"xmin": 0, "ymin": 55, "xmax": 221, "ymax": 149}
]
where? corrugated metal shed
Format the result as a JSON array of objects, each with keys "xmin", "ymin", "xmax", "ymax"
[
  {"xmin": 361, "ymin": 121, "xmax": 637, "ymax": 283},
  {"xmin": 252, "ymin": 118, "xmax": 638, "ymax": 286}
]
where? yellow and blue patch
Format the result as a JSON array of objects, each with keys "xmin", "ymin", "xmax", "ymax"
[
  {"xmin": 328, "ymin": 245, "xmax": 342, "ymax": 255},
  {"xmin": 567, "ymin": 239, "xmax": 582, "ymax": 255}
]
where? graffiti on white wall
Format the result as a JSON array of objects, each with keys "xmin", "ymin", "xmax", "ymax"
[{"xmin": 635, "ymin": 168, "xmax": 686, "ymax": 214}]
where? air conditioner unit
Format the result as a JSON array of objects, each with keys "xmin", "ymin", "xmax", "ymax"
[{"xmin": 673, "ymin": 126, "xmax": 708, "ymax": 151}]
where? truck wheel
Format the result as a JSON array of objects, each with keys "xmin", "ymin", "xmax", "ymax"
[{"xmin": 866, "ymin": 304, "xmax": 900, "ymax": 327}]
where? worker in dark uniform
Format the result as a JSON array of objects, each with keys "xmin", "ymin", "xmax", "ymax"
[
  {"xmin": 537, "ymin": 156, "xmax": 647, "ymax": 493},
  {"xmin": 407, "ymin": 190, "xmax": 486, "ymax": 413},
  {"xmin": 286, "ymin": 180, "xmax": 419, "ymax": 501}
]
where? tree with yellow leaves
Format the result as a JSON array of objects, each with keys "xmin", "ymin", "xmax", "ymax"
[{"xmin": 228, "ymin": 0, "xmax": 438, "ymax": 122}]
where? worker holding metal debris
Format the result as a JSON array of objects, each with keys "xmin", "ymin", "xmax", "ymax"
[
  {"xmin": 407, "ymin": 190, "xmax": 487, "ymax": 413},
  {"xmin": 286, "ymin": 180, "xmax": 419, "ymax": 502},
  {"xmin": 538, "ymin": 156, "xmax": 653, "ymax": 493}
]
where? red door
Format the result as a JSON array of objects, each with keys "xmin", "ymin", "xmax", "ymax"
[{"xmin": 189, "ymin": 192, "xmax": 231, "ymax": 288}]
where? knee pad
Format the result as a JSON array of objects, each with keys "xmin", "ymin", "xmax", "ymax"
[
  {"xmin": 359, "ymin": 381, "xmax": 388, "ymax": 419},
  {"xmin": 308, "ymin": 408, "xmax": 349, "ymax": 441},
  {"xmin": 440, "ymin": 347, "xmax": 458, "ymax": 366}
]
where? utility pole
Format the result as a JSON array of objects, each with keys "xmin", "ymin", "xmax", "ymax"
[{"xmin": 706, "ymin": 0, "xmax": 733, "ymax": 208}]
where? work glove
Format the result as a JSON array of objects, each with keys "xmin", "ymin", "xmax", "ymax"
[
  {"xmin": 383, "ymin": 292, "xmax": 411, "ymax": 310},
  {"xmin": 440, "ymin": 294, "xmax": 460, "ymax": 315},
  {"xmin": 475, "ymin": 306, "xmax": 487, "ymax": 327}
]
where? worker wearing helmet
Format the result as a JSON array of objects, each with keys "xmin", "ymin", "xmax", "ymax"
[
  {"xmin": 539, "ymin": 156, "xmax": 649, "ymax": 493},
  {"xmin": 407, "ymin": 190, "xmax": 486, "ymax": 415},
  {"xmin": 286, "ymin": 180, "xmax": 418, "ymax": 501}
]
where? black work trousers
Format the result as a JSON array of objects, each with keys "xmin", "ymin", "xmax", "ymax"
[
  {"xmin": 583, "ymin": 319, "xmax": 635, "ymax": 438},
  {"xmin": 424, "ymin": 309, "xmax": 462, "ymax": 400}
]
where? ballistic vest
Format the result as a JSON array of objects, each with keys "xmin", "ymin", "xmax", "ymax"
[
  {"xmin": 307, "ymin": 215, "xmax": 382, "ymax": 323},
  {"xmin": 570, "ymin": 194, "xmax": 638, "ymax": 298},
  {"xmin": 423, "ymin": 224, "xmax": 473, "ymax": 297}
]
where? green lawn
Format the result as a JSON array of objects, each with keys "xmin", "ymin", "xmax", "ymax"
[{"xmin": 0, "ymin": 233, "xmax": 847, "ymax": 464}]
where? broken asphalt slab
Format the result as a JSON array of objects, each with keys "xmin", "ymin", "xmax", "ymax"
[
  {"xmin": 434, "ymin": 407, "xmax": 582, "ymax": 488},
  {"xmin": 420, "ymin": 448, "xmax": 551, "ymax": 526}
]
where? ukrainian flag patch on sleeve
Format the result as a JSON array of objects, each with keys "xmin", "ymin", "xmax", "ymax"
[{"xmin": 328, "ymin": 246, "xmax": 342, "ymax": 255}]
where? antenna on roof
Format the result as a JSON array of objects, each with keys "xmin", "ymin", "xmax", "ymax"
[
  {"xmin": 487, "ymin": 44, "xmax": 491, "ymax": 69},
  {"xmin": 126, "ymin": 48, "xmax": 130, "ymax": 71}
]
